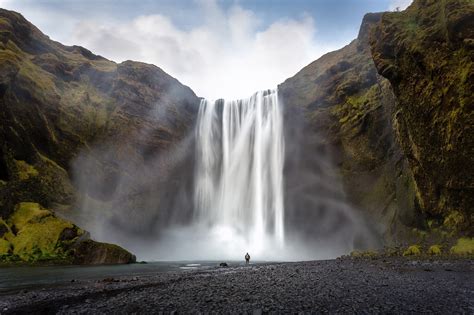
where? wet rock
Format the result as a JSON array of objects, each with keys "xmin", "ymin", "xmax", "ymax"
[
  {"xmin": 73, "ymin": 240, "xmax": 136, "ymax": 265},
  {"xmin": 0, "ymin": 223, "xmax": 8, "ymax": 238},
  {"xmin": 101, "ymin": 278, "xmax": 120, "ymax": 283},
  {"xmin": 59, "ymin": 227, "xmax": 79, "ymax": 241}
]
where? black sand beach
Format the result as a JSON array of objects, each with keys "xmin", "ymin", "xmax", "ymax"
[{"xmin": 1, "ymin": 257, "xmax": 472, "ymax": 314}]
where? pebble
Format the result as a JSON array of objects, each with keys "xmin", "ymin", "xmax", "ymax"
[{"xmin": 0, "ymin": 258, "xmax": 472, "ymax": 314}]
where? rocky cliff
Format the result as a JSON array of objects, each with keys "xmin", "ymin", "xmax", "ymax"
[
  {"xmin": 0, "ymin": 9, "xmax": 199, "ymax": 263},
  {"xmin": 0, "ymin": 0, "xmax": 472, "ymax": 262},
  {"xmin": 371, "ymin": 0, "xmax": 473, "ymax": 234},
  {"xmin": 280, "ymin": 13, "xmax": 406, "ymax": 246},
  {"xmin": 280, "ymin": 0, "xmax": 473, "ymax": 246}
]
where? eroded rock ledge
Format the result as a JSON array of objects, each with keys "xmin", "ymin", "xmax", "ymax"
[{"xmin": 0, "ymin": 202, "xmax": 135, "ymax": 265}]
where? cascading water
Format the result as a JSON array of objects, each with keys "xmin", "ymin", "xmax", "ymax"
[{"xmin": 194, "ymin": 89, "xmax": 285, "ymax": 255}]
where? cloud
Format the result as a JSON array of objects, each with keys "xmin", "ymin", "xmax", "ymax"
[
  {"xmin": 388, "ymin": 0, "xmax": 413, "ymax": 11},
  {"xmin": 68, "ymin": 2, "xmax": 336, "ymax": 100}
]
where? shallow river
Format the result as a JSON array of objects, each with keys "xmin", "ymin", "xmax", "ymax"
[{"xmin": 0, "ymin": 261, "xmax": 252, "ymax": 294}]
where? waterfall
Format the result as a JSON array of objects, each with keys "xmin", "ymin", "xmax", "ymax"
[
  {"xmin": 73, "ymin": 87, "xmax": 374, "ymax": 261},
  {"xmin": 194, "ymin": 89, "xmax": 285, "ymax": 254}
]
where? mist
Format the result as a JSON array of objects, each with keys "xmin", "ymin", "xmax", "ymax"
[{"xmin": 70, "ymin": 87, "xmax": 377, "ymax": 262}]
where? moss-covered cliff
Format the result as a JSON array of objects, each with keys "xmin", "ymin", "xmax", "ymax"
[
  {"xmin": 0, "ymin": 1, "xmax": 471, "ymax": 259},
  {"xmin": 280, "ymin": 1, "xmax": 474, "ymax": 247},
  {"xmin": 0, "ymin": 202, "xmax": 135, "ymax": 264},
  {"xmin": 280, "ymin": 0, "xmax": 473, "ymax": 246},
  {"xmin": 0, "ymin": 9, "xmax": 199, "ymax": 263},
  {"xmin": 0, "ymin": 9, "xmax": 198, "ymax": 217},
  {"xmin": 371, "ymin": 0, "xmax": 473, "ymax": 234},
  {"xmin": 279, "ymin": 13, "xmax": 409, "ymax": 245}
]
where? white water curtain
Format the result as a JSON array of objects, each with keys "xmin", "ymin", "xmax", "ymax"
[{"xmin": 194, "ymin": 89, "xmax": 285, "ymax": 251}]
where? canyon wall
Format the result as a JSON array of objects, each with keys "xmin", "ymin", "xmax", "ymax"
[
  {"xmin": 280, "ymin": 0, "xmax": 473, "ymax": 246},
  {"xmin": 0, "ymin": 0, "xmax": 472, "ymax": 262},
  {"xmin": 0, "ymin": 9, "xmax": 199, "ymax": 262},
  {"xmin": 371, "ymin": 0, "xmax": 473, "ymax": 234}
]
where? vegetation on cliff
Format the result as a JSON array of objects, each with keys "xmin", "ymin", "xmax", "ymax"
[
  {"xmin": 0, "ymin": 0, "xmax": 471, "ymax": 260},
  {"xmin": 371, "ymin": 0, "xmax": 473, "ymax": 234},
  {"xmin": 279, "ymin": 13, "xmax": 407, "ymax": 247},
  {"xmin": 0, "ymin": 9, "xmax": 201, "ymax": 263},
  {"xmin": 0, "ymin": 8, "xmax": 198, "ymax": 218},
  {"xmin": 280, "ymin": 0, "xmax": 472, "ymax": 248},
  {"xmin": 0, "ymin": 202, "xmax": 135, "ymax": 264}
]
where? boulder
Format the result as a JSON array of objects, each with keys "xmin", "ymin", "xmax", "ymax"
[{"xmin": 73, "ymin": 240, "xmax": 136, "ymax": 265}]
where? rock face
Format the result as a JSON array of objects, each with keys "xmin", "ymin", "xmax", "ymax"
[
  {"xmin": 0, "ymin": 9, "xmax": 199, "ymax": 263},
  {"xmin": 371, "ymin": 0, "xmax": 473, "ymax": 232},
  {"xmin": 279, "ymin": 13, "xmax": 407, "ymax": 245},
  {"xmin": 280, "ymin": 0, "xmax": 473, "ymax": 244},
  {"xmin": 0, "ymin": 0, "xmax": 471, "ymax": 259},
  {"xmin": 73, "ymin": 240, "xmax": 136, "ymax": 265},
  {"xmin": 0, "ymin": 9, "xmax": 198, "ymax": 217}
]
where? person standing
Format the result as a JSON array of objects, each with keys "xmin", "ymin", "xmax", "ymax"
[{"xmin": 245, "ymin": 252, "xmax": 250, "ymax": 265}]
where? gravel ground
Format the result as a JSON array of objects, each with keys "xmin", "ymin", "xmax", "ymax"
[{"xmin": 0, "ymin": 257, "xmax": 472, "ymax": 314}]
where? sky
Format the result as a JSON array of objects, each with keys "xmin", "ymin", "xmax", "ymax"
[{"xmin": 0, "ymin": 0, "xmax": 413, "ymax": 99}]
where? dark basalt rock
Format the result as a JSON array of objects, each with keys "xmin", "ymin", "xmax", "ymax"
[
  {"xmin": 59, "ymin": 227, "xmax": 79, "ymax": 241},
  {"xmin": 0, "ymin": 221, "xmax": 7, "ymax": 238},
  {"xmin": 73, "ymin": 240, "xmax": 136, "ymax": 265}
]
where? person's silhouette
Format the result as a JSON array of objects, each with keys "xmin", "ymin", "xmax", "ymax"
[{"xmin": 245, "ymin": 252, "xmax": 250, "ymax": 265}]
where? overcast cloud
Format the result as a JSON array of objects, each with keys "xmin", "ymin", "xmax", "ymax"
[{"xmin": 71, "ymin": 2, "xmax": 334, "ymax": 99}]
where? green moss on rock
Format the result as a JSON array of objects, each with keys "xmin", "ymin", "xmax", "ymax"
[
  {"xmin": 0, "ymin": 217, "xmax": 10, "ymax": 236},
  {"xmin": 370, "ymin": 0, "xmax": 474, "ymax": 232},
  {"xmin": 14, "ymin": 160, "xmax": 39, "ymax": 181},
  {"xmin": 0, "ymin": 8, "xmax": 198, "ymax": 231},
  {"xmin": 427, "ymin": 245, "xmax": 442, "ymax": 256},
  {"xmin": 403, "ymin": 245, "xmax": 421, "ymax": 256},
  {"xmin": 9, "ymin": 202, "xmax": 50, "ymax": 229},
  {"xmin": 0, "ymin": 238, "xmax": 11, "ymax": 255},
  {"xmin": 443, "ymin": 211, "xmax": 465, "ymax": 231},
  {"xmin": 0, "ymin": 202, "xmax": 135, "ymax": 265},
  {"xmin": 450, "ymin": 238, "xmax": 474, "ymax": 255},
  {"xmin": 350, "ymin": 250, "xmax": 379, "ymax": 258},
  {"xmin": 8, "ymin": 202, "xmax": 73, "ymax": 261}
]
